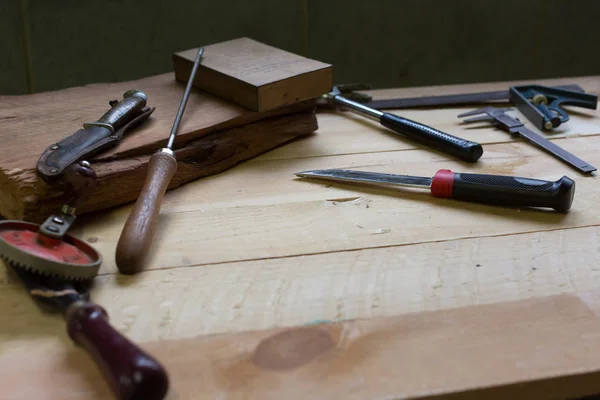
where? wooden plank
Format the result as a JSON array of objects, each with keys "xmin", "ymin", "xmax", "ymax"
[
  {"xmin": 0, "ymin": 73, "xmax": 318, "ymax": 220},
  {"xmin": 4, "ymin": 291, "xmax": 600, "ymax": 399},
  {"xmin": 174, "ymin": 37, "xmax": 333, "ymax": 111},
  {"xmin": 2, "ymin": 75, "xmax": 600, "ymax": 399},
  {"xmin": 2, "ymin": 225, "xmax": 599, "ymax": 355},
  {"xmin": 6, "ymin": 110, "xmax": 316, "ymax": 222},
  {"xmin": 0, "ymin": 73, "xmax": 314, "ymax": 164},
  {"xmin": 65, "ymin": 136, "xmax": 600, "ymax": 274}
]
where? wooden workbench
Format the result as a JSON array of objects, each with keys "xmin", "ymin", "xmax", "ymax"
[{"xmin": 2, "ymin": 75, "xmax": 600, "ymax": 399}]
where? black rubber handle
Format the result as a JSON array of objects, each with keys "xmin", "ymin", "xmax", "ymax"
[
  {"xmin": 450, "ymin": 172, "xmax": 575, "ymax": 211},
  {"xmin": 380, "ymin": 112, "xmax": 483, "ymax": 162}
]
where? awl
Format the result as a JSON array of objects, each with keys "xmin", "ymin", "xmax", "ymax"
[
  {"xmin": 295, "ymin": 168, "xmax": 575, "ymax": 212},
  {"xmin": 116, "ymin": 47, "xmax": 204, "ymax": 274}
]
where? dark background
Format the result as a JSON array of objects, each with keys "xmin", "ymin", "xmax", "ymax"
[{"xmin": 2, "ymin": 0, "xmax": 600, "ymax": 95}]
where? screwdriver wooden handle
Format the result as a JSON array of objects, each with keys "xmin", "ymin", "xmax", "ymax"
[
  {"xmin": 66, "ymin": 301, "xmax": 169, "ymax": 400},
  {"xmin": 116, "ymin": 149, "xmax": 177, "ymax": 274}
]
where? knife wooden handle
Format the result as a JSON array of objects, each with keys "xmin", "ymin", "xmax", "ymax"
[
  {"xmin": 66, "ymin": 301, "xmax": 169, "ymax": 400},
  {"xmin": 116, "ymin": 149, "xmax": 177, "ymax": 274}
]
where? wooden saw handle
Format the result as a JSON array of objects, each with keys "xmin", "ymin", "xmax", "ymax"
[
  {"xmin": 116, "ymin": 150, "xmax": 177, "ymax": 274},
  {"xmin": 66, "ymin": 302, "xmax": 169, "ymax": 400}
]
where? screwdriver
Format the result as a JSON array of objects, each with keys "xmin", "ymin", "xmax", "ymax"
[
  {"xmin": 295, "ymin": 168, "xmax": 575, "ymax": 212},
  {"xmin": 115, "ymin": 47, "xmax": 204, "ymax": 274}
]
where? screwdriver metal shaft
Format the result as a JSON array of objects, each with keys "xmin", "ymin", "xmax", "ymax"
[
  {"xmin": 116, "ymin": 47, "xmax": 204, "ymax": 275},
  {"xmin": 167, "ymin": 47, "xmax": 204, "ymax": 149}
]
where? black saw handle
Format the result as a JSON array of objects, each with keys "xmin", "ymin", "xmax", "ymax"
[
  {"xmin": 430, "ymin": 169, "xmax": 575, "ymax": 212},
  {"xmin": 380, "ymin": 113, "xmax": 483, "ymax": 162}
]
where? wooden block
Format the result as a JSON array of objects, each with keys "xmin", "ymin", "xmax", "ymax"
[
  {"xmin": 0, "ymin": 73, "xmax": 317, "ymax": 222},
  {"xmin": 173, "ymin": 37, "xmax": 333, "ymax": 112}
]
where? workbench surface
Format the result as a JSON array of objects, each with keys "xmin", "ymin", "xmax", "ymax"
[{"xmin": 3, "ymin": 76, "xmax": 600, "ymax": 399}]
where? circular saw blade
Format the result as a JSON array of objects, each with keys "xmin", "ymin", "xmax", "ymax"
[{"xmin": 0, "ymin": 220, "xmax": 101, "ymax": 280}]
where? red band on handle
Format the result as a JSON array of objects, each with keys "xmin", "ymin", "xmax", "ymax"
[{"xmin": 431, "ymin": 169, "xmax": 455, "ymax": 198}]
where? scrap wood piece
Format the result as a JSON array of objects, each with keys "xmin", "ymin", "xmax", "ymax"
[
  {"xmin": 0, "ymin": 73, "xmax": 314, "ymax": 164},
  {"xmin": 4, "ymin": 292, "xmax": 600, "ymax": 399},
  {"xmin": 3, "ymin": 110, "xmax": 317, "ymax": 222},
  {"xmin": 0, "ymin": 72, "xmax": 318, "ymax": 221},
  {"xmin": 173, "ymin": 37, "xmax": 333, "ymax": 112}
]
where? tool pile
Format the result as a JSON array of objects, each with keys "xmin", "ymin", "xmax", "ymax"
[
  {"xmin": 297, "ymin": 82, "xmax": 597, "ymax": 208},
  {"xmin": 0, "ymin": 38, "xmax": 331, "ymax": 400},
  {"xmin": 0, "ymin": 37, "xmax": 598, "ymax": 400}
]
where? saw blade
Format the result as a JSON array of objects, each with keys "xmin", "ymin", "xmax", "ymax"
[{"xmin": 0, "ymin": 220, "xmax": 101, "ymax": 280}]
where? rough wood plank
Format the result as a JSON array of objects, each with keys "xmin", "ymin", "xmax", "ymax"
[
  {"xmin": 5, "ymin": 111, "xmax": 316, "ymax": 222},
  {"xmin": 4, "ymin": 291, "xmax": 600, "ymax": 399},
  {"xmin": 0, "ymin": 72, "xmax": 318, "ymax": 220},
  {"xmin": 0, "ymin": 73, "xmax": 314, "ymax": 164}
]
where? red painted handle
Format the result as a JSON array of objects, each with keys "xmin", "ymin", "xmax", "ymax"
[{"xmin": 66, "ymin": 302, "xmax": 169, "ymax": 400}]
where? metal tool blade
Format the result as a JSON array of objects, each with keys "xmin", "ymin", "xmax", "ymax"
[
  {"xmin": 516, "ymin": 126, "xmax": 597, "ymax": 173},
  {"xmin": 295, "ymin": 169, "xmax": 432, "ymax": 188}
]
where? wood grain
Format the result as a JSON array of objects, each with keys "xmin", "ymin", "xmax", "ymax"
[
  {"xmin": 115, "ymin": 150, "xmax": 178, "ymax": 275},
  {"xmin": 173, "ymin": 37, "xmax": 333, "ymax": 111},
  {"xmin": 64, "ymin": 136, "xmax": 600, "ymax": 275},
  {"xmin": 0, "ymin": 107, "xmax": 317, "ymax": 222},
  {"xmin": 0, "ymin": 72, "xmax": 317, "ymax": 221},
  {"xmin": 3, "ymin": 75, "xmax": 600, "ymax": 399},
  {"xmin": 2, "ymin": 225, "xmax": 600, "ymax": 354},
  {"xmin": 4, "ymin": 292, "xmax": 600, "ymax": 399},
  {"xmin": 0, "ymin": 73, "xmax": 314, "ymax": 163}
]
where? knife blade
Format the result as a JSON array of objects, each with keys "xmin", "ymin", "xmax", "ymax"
[{"xmin": 295, "ymin": 169, "xmax": 575, "ymax": 212}]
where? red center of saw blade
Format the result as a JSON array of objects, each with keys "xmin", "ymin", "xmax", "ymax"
[{"xmin": 1, "ymin": 230, "xmax": 95, "ymax": 265}]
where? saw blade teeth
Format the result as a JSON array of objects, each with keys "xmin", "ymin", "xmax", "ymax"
[
  {"xmin": 1, "ymin": 253, "xmax": 88, "ymax": 281},
  {"xmin": 7, "ymin": 257, "xmax": 49, "ymax": 278},
  {"xmin": 1, "ymin": 246, "xmax": 99, "ymax": 281}
]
